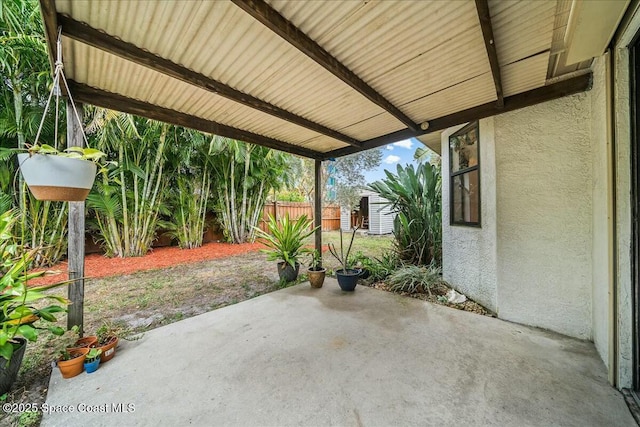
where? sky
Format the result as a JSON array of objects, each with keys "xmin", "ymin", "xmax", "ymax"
[{"xmin": 363, "ymin": 137, "xmax": 424, "ymax": 184}]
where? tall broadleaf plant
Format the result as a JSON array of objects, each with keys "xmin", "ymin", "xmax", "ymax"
[{"xmin": 368, "ymin": 163, "xmax": 442, "ymax": 266}]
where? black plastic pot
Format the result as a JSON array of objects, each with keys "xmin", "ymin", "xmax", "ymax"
[
  {"xmin": 0, "ymin": 338, "xmax": 27, "ymax": 395},
  {"xmin": 359, "ymin": 268, "xmax": 370, "ymax": 280},
  {"xmin": 336, "ymin": 269, "xmax": 360, "ymax": 291},
  {"xmin": 277, "ymin": 262, "xmax": 300, "ymax": 282}
]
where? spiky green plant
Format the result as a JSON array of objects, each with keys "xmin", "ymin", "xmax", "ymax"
[
  {"xmin": 386, "ymin": 264, "xmax": 444, "ymax": 296},
  {"xmin": 253, "ymin": 213, "xmax": 318, "ymax": 268},
  {"xmin": 368, "ymin": 163, "xmax": 442, "ymax": 266}
]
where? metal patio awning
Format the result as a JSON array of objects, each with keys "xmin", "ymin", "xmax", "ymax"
[{"xmin": 39, "ymin": 0, "xmax": 626, "ymax": 159}]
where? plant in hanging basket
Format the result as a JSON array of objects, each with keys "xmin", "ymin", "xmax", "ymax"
[{"xmin": 17, "ymin": 144, "xmax": 109, "ymax": 202}]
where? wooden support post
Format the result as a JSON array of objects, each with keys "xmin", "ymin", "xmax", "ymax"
[
  {"xmin": 314, "ymin": 159, "xmax": 322, "ymax": 267},
  {"xmin": 66, "ymin": 101, "xmax": 85, "ymax": 334}
]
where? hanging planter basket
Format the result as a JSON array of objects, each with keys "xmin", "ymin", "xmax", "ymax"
[
  {"xmin": 18, "ymin": 153, "xmax": 97, "ymax": 202},
  {"xmin": 16, "ymin": 36, "xmax": 103, "ymax": 203}
]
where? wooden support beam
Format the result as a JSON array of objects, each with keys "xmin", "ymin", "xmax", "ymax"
[
  {"xmin": 66, "ymin": 102, "xmax": 85, "ymax": 334},
  {"xmin": 232, "ymin": 0, "xmax": 420, "ymax": 133},
  {"xmin": 322, "ymin": 72, "xmax": 593, "ymax": 159},
  {"xmin": 57, "ymin": 15, "xmax": 361, "ymax": 148},
  {"xmin": 66, "ymin": 81, "xmax": 322, "ymax": 159},
  {"xmin": 314, "ymin": 159, "xmax": 322, "ymax": 266},
  {"xmin": 475, "ymin": 0, "xmax": 504, "ymax": 107},
  {"xmin": 39, "ymin": 0, "xmax": 67, "ymax": 95}
]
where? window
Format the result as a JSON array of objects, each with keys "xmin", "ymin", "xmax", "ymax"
[{"xmin": 449, "ymin": 122, "xmax": 480, "ymax": 226}]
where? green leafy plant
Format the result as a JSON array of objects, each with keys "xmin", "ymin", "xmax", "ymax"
[
  {"xmin": 369, "ymin": 163, "xmax": 442, "ymax": 266},
  {"xmin": 253, "ymin": 213, "xmax": 318, "ymax": 268},
  {"xmin": 26, "ymin": 143, "xmax": 107, "ymax": 162},
  {"xmin": 96, "ymin": 320, "xmax": 143, "ymax": 344},
  {"xmin": 84, "ymin": 348, "xmax": 102, "ymax": 363},
  {"xmin": 308, "ymin": 249, "xmax": 324, "ymax": 271},
  {"xmin": 327, "ymin": 222, "xmax": 361, "ymax": 272},
  {"xmin": 386, "ymin": 264, "xmax": 444, "ymax": 296},
  {"xmin": 0, "ymin": 210, "xmax": 69, "ymax": 362}
]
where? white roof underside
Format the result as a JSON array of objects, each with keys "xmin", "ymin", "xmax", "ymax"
[{"xmin": 48, "ymin": 0, "xmax": 601, "ymax": 158}]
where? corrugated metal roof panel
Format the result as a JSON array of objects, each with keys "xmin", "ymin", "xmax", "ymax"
[
  {"xmin": 64, "ymin": 39, "xmax": 352, "ymax": 151},
  {"xmin": 51, "ymin": 0, "xmax": 583, "ymax": 158},
  {"xmin": 338, "ymin": 113, "xmax": 406, "ymax": 142},
  {"xmin": 402, "ymin": 73, "xmax": 497, "ymax": 121},
  {"xmin": 501, "ymin": 52, "xmax": 550, "ymax": 97},
  {"xmin": 490, "ymin": 0, "xmax": 556, "ymax": 66},
  {"xmin": 59, "ymin": 0, "xmax": 399, "ymax": 135}
]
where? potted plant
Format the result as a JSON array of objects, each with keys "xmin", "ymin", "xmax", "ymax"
[
  {"xmin": 17, "ymin": 143, "xmax": 109, "ymax": 202},
  {"xmin": 0, "ymin": 210, "xmax": 69, "ymax": 394},
  {"xmin": 307, "ymin": 249, "xmax": 326, "ymax": 288},
  {"xmin": 253, "ymin": 213, "xmax": 319, "ymax": 282},
  {"xmin": 348, "ymin": 251, "xmax": 372, "ymax": 279},
  {"xmin": 91, "ymin": 320, "xmax": 143, "ymax": 363},
  {"xmin": 57, "ymin": 348, "xmax": 89, "ymax": 379},
  {"xmin": 67, "ymin": 335, "xmax": 98, "ymax": 353},
  {"xmin": 328, "ymin": 223, "xmax": 362, "ymax": 292},
  {"xmin": 83, "ymin": 348, "xmax": 102, "ymax": 374}
]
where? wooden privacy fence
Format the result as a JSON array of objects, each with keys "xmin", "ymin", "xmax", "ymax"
[{"xmin": 260, "ymin": 202, "xmax": 340, "ymax": 232}]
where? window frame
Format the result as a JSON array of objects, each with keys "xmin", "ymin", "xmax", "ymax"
[{"xmin": 449, "ymin": 121, "xmax": 481, "ymax": 227}]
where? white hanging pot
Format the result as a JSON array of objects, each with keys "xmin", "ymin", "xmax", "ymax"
[{"xmin": 18, "ymin": 153, "xmax": 97, "ymax": 202}]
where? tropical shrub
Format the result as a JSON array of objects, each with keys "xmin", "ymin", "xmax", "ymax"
[
  {"xmin": 368, "ymin": 163, "xmax": 442, "ymax": 266},
  {"xmin": 165, "ymin": 129, "xmax": 212, "ymax": 249},
  {"xmin": 253, "ymin": 213, "xmax": 318, "ymax": 268},
  {"xmin": 387, "ymin": 264, "xmax": 444, "ymax": 296},
  {"xmin": 209, "ymin": 136, "xmax": 294, "ymax": 244},
  {"xmin": 0, "ymin": 210, "xmax": 68, "ymax": 361}
]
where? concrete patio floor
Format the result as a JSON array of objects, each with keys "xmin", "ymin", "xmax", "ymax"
[{"xmin": 43, "ymin": 280, "xmax": 634, "ymax": 426}]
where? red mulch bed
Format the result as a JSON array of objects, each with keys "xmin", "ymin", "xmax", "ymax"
[{"xmin": 29, "ymin": 241, "xmax": 264, "ymax": 286}]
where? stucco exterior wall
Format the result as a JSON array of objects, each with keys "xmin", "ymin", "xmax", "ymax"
[
  {"xmin": 494, "ymin": 92, "xmax": 593, "ymax": 340},
  {"xmin": 442, "ymin": 120, "xmax": 498, "ymax": 312},
  {"xmin": 614, "ymin": 45, "xmax": 634, "ymax": 389},
  {"xmin": 590, "ymin": 56, "xmax": 611, "ymax": 367}
]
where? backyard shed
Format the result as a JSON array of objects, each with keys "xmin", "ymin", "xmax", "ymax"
[{"xmin": 340, "ymin": 190, "xmax": 395, "ymax": 235}]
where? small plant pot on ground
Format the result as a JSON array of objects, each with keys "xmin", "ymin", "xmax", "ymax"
[
  {"xmin": 17, "ymin": 153, "xmax": 97, "ymax": 202},
  {"xmin": 336, "ymin": 269, "xmax": 360, "ymax": 292},
  {"xmin": 307, "ymin": 267, "xmax": 326, "ymax": 288},
  {"xmin": 0, "ymin": 338, "xmax": 27, "ymax": 395},
  {"xmin": 84, "ymin": 358, "xmax": 100, "ymax": 374},
  {"xmin": 57, "ymin": 348, "xmax": 90, "ymax": 379},
  {"xmin": 277, "ymin": 262, "xmax": 300, "ymax": 282},
  {"xmin": 67, "ymin": 335, "xmax": 98, "ymax": 353},
  {"xmin": 94, "ymin": 336, "xmax": 119, "ymax": 363}
]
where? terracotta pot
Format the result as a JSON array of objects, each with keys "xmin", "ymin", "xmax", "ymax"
[
  {"xmin": 307, "ymin": 267, "xmax": 326, "ymax": 288},
  {"xmin": 18, "ymin": 153, "xmax": 97, "ymax": 202},
  {"xmin": 95, "ymin": 336, "xmax": 119, "ymax": 363},
  {"xmin": 58, "ymin": 348, "xmax": 89, "ymax": 379},
  {"xmin": 67, "ymin": 336, "xmax": 97, "ymax": 353}
]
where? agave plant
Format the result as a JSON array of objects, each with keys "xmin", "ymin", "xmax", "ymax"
[{"xmin": 253, "ymin": 213, "xmax": 318, "ymax": 268}]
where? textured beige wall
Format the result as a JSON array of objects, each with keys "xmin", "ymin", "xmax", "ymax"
[
  {"xmin": 494, "ymin": 92, "xmax": 593, "ymax": 340},
  {"xmin": 590, "ymin": 56, "xmax": 611, "ymax": 368}
]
